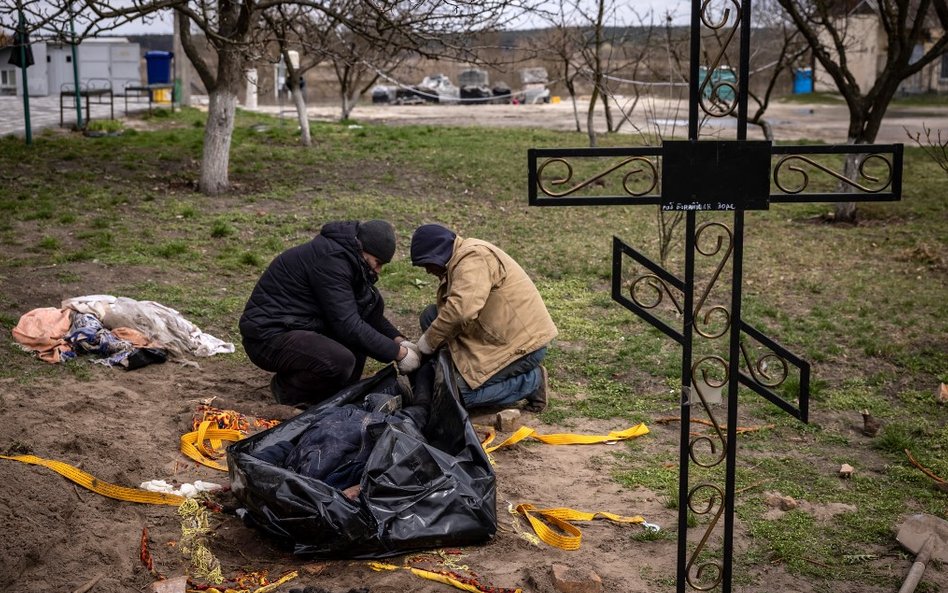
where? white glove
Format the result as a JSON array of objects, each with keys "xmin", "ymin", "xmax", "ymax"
[
  {"xmin": 400, "ymin": 340, "xmax": 419, "ymax": 355},
  {"xmin": 417, "ymin": 333, "xmax": 435, "ymax": 355},
  {"xmin": 396, "ymin": 346, "xmax": 421, "ymax": 374}
]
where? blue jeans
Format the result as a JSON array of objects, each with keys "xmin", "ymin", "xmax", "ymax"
[{"xmin": 420, "ymin": 305, "xmax": 546, "ymax": 408}]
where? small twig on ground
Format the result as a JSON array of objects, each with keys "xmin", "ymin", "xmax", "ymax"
[
  {"xmin": 735, "ymin": 479, "xmax": 771, "ymax": 496},
  {"xmin": 904, "ymin": 448, "xmax": 947, "ymax": 484},
  {"xmin": 71, "ymin": 574, "xmax": 103, "ymax": 593},
  {"xmin": 803, "ymin": 557, "xmax": 832, "ymax": 569},
  {"xmin": 73, "ymin": 484, "xmax": 84, "ymax": 503},
  {"xmin": 655, "ymin": 416, "xmax": 775, "ymax": 434}
]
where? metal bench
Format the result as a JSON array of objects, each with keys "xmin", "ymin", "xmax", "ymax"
[
  {"xmin": 123, "ymin": 82, "xmax": 176, "ymax": 115},
  {"xmin": 60, "ymin": 78, "xmax": 113, "ymax": 127}
]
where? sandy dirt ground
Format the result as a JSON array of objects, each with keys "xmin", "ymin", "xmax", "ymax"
[{"xmin": 1, "ymin": 306, "xmax": 931, "ymax": 593}]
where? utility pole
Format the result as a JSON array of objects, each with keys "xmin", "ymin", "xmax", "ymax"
[
  {"xmin": 172, "ymin": 9, "xmax": 190, "ymax": 107},
  {"xmin": 15, "ymin": 7, "xmax": 32, "ymax": 145},
  {"xmin": 68, "ymin": 1, "xmax": 83, "ymax": 129}
]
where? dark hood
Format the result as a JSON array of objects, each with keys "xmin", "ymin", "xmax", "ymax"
[
  {"xmin": 410, "ymin": 224, "xmax": 457, "ymax": 268},
  {"xmin": 319, "ymin": 221, "xmax": 361, "ymax": 252},
  {"xmin": 320, "ymin": 220, "xmax": 379, "ymax": 284}
]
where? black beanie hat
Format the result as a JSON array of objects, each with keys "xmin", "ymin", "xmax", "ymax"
[
  {"xmin": 410, "ymin": 224, "xmax": 457, "ymax": 268},
  {"xmin": 357, "ymin": 220, "xmax": 397, "ymax": 264}
]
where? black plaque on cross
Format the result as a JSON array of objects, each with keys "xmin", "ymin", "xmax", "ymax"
[{"xmin": 526, "ymin": 0, "xmax": 902, "ymax": 591}]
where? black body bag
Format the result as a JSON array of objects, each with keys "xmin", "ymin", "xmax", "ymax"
[{"xmin": 227, "ymin": 351, "xmax": 497, "ymax": 557}]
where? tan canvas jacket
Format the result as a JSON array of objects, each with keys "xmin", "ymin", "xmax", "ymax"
[{"xmin": 424, "ymin": 236, "xmax": 558, "ymax": 389}]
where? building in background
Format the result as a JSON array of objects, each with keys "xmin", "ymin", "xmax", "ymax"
[{"xmin": 0, "ymin": 36, "xmax": 141, "ymax": 97}]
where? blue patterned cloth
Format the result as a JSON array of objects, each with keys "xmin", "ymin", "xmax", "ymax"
[{"xmin": 65, "ymin": 313, "xmax": 136, "ymax": 366}]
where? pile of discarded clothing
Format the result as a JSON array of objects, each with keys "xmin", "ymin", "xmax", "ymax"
[
  {"xmin": 11, "ymin": 294, "xmax": 234, "ymax": 369},
  {"xmin": 229, "ymin": 352, "xmax": 497, "ymax": 557}
]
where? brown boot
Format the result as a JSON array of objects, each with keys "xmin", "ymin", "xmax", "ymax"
[{"xmin": 524, "ymin": 365, "xmax": 548, "ymax": 413}]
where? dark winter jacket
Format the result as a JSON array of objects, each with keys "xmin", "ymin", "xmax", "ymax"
[{"xmin": 239, "ymin": 221, "xmax": 402, "ymax": 362}]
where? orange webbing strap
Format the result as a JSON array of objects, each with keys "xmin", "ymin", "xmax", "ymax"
[
  {"xmin": 514, "ymin": 503, "xmax": 646, "ymax": 551},
  {"xmin": 0, "ymin": 454, "xmax": 186, "ymax": 506},
  {"xmin": 483, "ymin": 423, "xmax": 649, "ymax": 454},
  {"xmin": 180, "ymin": 421, "xmax": 244, "ymax": 472}
]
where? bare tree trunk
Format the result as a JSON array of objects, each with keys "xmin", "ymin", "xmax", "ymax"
[
  {"xmin": 200, "ymin": 88, "xmax": 238, "ymax": 195},
  {"xmin": 613, "ymin": 94, "xmax": 641, "ymax": 133},
  {"xmin": 600, "ymin": 89, "xmax": 614, "ymax": 132},
  {"xmin": 292, "ymin": 88, "xmax": 311, "ymax": 147},
  {"xmin": 658, "ymin": 210, "xmax": 684, "ymax": 267},
  {"xmin": 586, "ymin": 86, "xmax": 599, "ymax": 147},
  {"xmin": 570, "ymin": 92, "xmax": 581, "ymax": 132},
  {"xmin": 834, "ymin": 200, "xmax": 857, "ymax": 222},
  {"xmin": 180, "ymin": 5, "xmax": 245, "ymax": 196},
  {"xmin": 833, "ymin": 152, "xmax": 860, "ymax": 222},
  {"xmin": 756, "ymin": 118, "xmax": 774, "ymax": 142},
  {"xmin": 566, "ymin": 81, "xmax": 581, "ymax": 133},
  {"xmin": 341, "ymin": 91, "xmax": 360, "ymax": 120}
]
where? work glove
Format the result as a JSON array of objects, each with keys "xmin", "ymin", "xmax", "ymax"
[
  {"xmin": 416, "ymin": 333, "xmax": 435, "ymax": 356},
  {"xmin": 400, "ymin": 340, "xmax": 419, "ymax": 355},
  {"xmin": 396, "ymin": 346, "xmax": 421, "ymax": 374}
]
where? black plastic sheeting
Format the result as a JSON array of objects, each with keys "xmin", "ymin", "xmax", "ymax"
[{"xmin": 228, "ymin": 352, "xmax": 497, "ymax": 557}]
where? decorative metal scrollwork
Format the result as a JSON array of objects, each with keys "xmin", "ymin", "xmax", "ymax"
[
  {"xmin": 536, "ymin": 156, "xmax": 659, "ymax": 198},
  {"xmin": 740, "ymin": 342, "xmax": 789, "ymax": 388},
  {"xmin": 697, "ymin": 0, "xmax": 742, "ymax": 118},
  {"xmin": 693, "ymin": 222, "xmax": 733, "ymax": 339},
  {"xmin": 773, "ymin": 154, "xmax": 893, "ymax": 194},
  {"xmin": 629, "ymin": 274, "xmax": 683, "ymax": 314},
  {"xmin": 686, "ymin": 482, "xmax": 726, "ymax": 591},
  {"xmin": 689, "ymin": 356, "xmax": 729, "ymax": 468}
]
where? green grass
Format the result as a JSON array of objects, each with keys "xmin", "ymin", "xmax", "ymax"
[{"xmin": 0, "ymin": 107, "xmax": 945, "ymax": 591}]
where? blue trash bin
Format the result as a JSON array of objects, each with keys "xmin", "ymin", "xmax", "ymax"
[
  {"xmin": 793, "ymin": 68, "xmax": 813, "ymax": 94},
  {"xmin": 144, "ymin": 51, "xmax": 174, "ymax": 85}
]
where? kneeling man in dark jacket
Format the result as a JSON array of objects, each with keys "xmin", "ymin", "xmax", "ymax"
[{"xmin": 240, "ymin": 220, "xmax": 420, "ymax": 406}]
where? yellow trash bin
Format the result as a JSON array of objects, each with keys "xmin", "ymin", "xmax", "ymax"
[{"xmin": 152, "ymin": 88, "xmax": 171, "ymax": 103}]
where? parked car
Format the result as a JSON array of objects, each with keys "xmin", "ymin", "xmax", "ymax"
[
  {"xmin": 458, "ymin": 68, "xmax": 492, "ymax": 104},
  {"xmin": 519, "ymin": 67, "xmax": 551, "ymax": 104},
  {"xmin": 491, "ymin": 81, "xmax": 513, "ymax": 104},
  {"xmin": 371, "ymin": 85, "xmax": 396, "ymax": 104},
  {"xmin": 415, "ymin": 73, "xmax": 460, "ymax": 104}
]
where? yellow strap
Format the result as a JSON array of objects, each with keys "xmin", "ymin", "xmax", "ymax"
[
  {"xmin": 0, "ymin": 454, "xmax": 186, "ymax": 506},
  {"xmin": 180, "ymin": 422, "xmax": 244, "ymax": 471},
  {"xmin": 190, "ymin": 571, "xmax": 298, "ymax": 593},
  {"xmin": 253, "ymin": 571, "xmax": 298, "ymax": 593},
  {"xmin": 514, "ymin": 503, "xmax": 645, "ymax": 551},
  {"xmin": 484, "ymin": 423, "xmax": 649, "ymax": 453},
  {"xmin": 369, "ymin": 562, "xmax": 520, "ymax": 593}
]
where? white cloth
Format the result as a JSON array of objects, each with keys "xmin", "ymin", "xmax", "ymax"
[
  {"xmin": 140, "ymin": 479, "xmax": 223, "ymax": 498},
  {"xmin": 62, "ymin": 295, "xmax": 235, "ymax": 359}
]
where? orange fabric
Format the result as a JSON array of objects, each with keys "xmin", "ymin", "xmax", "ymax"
[
  {"xmin": 111, "ymin": 327, "xmax": 156, "ymax": 348},
  {"xmin": 11, "ymin": 308, "xmax": 73, "ymax": 363}
]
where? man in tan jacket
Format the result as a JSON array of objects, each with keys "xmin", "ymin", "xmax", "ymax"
[{"xmin": 409, "ymin": 223, "xmax": 557, "ymax": 411}]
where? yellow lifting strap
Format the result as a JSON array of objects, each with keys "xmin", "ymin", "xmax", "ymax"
[
  {"xmin": 180, "ymin": 421, "xmax": 245, "ymax": 472},
  {"xmin": 0, "ymin": 453, "xmax": 186, "ymax": 506},
  {"xmin": 513, "ymin": 503, "xmax": 645, "ymax": 551},
  {"xmin": 483, "ymin": 422, "xmax": 649, "ymax": 454},
  {"xmin": 369, "ymin": 562, "xmax": 522, "ymax": 593}
]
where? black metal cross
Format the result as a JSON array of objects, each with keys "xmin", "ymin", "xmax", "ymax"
[{"xmin": 527, "ymin": 1, "xmax": 902, "ymax": 591}]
